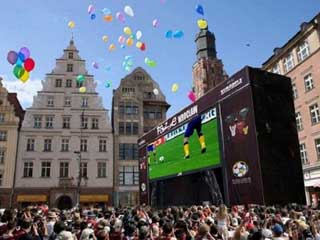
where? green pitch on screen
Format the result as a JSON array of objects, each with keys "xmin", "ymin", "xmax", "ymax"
[{"xmin": 148, "ymin": 119, "xmax": 220, "ymax": 180}]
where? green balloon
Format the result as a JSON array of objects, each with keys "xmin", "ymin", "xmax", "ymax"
[
  {"xmin": 13, "ymin": 65, "xmax": 25, "ymax": 79},
  {"xmin": 76, "ymin": 75, "xmax": 85, "ymax": 83}
]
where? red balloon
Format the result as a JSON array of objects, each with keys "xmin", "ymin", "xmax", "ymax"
[
  {"xmin": 140, "ymin": 43, "xmax": 146, "ymax": 51},
  {"xmin": 24, "ymin": 58, "xmax": 35, "ymax": 72}
]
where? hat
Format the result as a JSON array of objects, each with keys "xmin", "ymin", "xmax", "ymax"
[
  {"xmin": 272, "ymin": 224, "xmax": 283, "ymax": 235},
  {"xmin": 57, "ymin": 230, "xmax": 74, "ymax": 240},
  {"xmin": 261, "ymin": 229, "xmax": 273, "ymax": 238},
  {"xmin": 299, "ymin": 216, "xmax": 306, "ymax": 222},
  {"xmin": 48, "ymin": 212, "xmax": 57, "ymax": 219}
]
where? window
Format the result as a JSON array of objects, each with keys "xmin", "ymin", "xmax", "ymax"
[
  {"xmin": 45, "ymin": 116, "xmax": 54, "ymax": 129},
  {"xmin": 26, "ymin": 138, "xmax": 35, "ymax": 151},
  {"xmin": 81, "ymin": 98, "xmax": 88, "ymax": 108},
  {"xmin": 61, "ymin": 139, "xmax": 69, "ymax": 152},
  {"xmin": 122, "ymin": 87, "xmax": 135, "ymax": 96},
  {"xmin": 41, "ymin": 162, "xmax": 51, "ymax": 178},
  {"xmin": 68, "ymin": 52, "xmax": 73, "ymax": 59},
  {"xmin": 297, "ymin": 41, "xmax": 310, "ymax": 62},
  {"xmin": 0, "ymin": 150, "xmax": 5, "ymax": 164},
  {"xmin": 134, "ymin": 75, "xmax": 145, "ymax": 81},
  {"xmin": 119, "ymin": 144, "xmax": 138, "ymax": 160},
  {"xmin": 92, "ymin": 118, "xmax": 99, "ymax": 129},
  {"xmin": 34, "ymin": 116, "xmax": 42, "ymax": 128},
  {"xmin": 47, "ymin": 96, "xmax": 54, "ymax": 107},
  {"xmin": 44, "ymin": 139, "xmax": 52, "ymax": 152},
  {"xmin": 81, "ymin": 117, "xmax": 88, "ymax": 129},
  {"xmin": 0, "ymin": 114, "xmax": 5, "ymax": 123},
  {"xmin": 59, "ymin": 162, "xmax": 69, "ymax": 178},
  {"xmin": 76, "ymin": 81, "xmax": 83, "ymax": 88},
  {"xmin": 144, "ymin": 108, "xmax": 162, "ymax": 120},
  {"xmin": 271, "ymin": 64, "xmax": 281, "ymax": 74},
  {"xmin": 23, "ymin": 162, "xmax": 33, "ymax": 178},
  {"xmin": 119, "ymin": 103, "xmax": 139, "ymax": 116},
  {"xmin": 292, "ymin": 83, "xmax": 298, "ymax": 99},
  {"xmin": 0, "ymin": 174, "xmax": 2, "ymax": 186},
  {"xmin": 315, "ymin": 138, "xmax": 320, "ymax": 160},
  {"xmin": 67, "ymin": 64, "xmax": 73, "ymax": 72},
  {"xmin": 143, "ymin": 92, "xmax": 156, "ymax": 100},
  {"xmin": 310, "ymin": 104, "xmax": 320, "ymax": 125},
  {"xmin": 64, "ymin": 97, "xmax": 71, "ymax": 107},
  {"xmin": 119, "ymin": 122, "xmax": 138, "ymax": 135},
  {"xmin": 0, "ymin": 131, "xmax": 7, "ymax": 141},
  {"xmin": 283, "ymin": 54, "xmax": 295, "ymax": 73},
  {"xmin": 295, "ymin": 112, "xmax": 303, "ymax": 131},
  {"xmin": 80, "ymin": 139, "xmax": 88, "ymax": 152},
  {"xmin": 97, "ymin": 162, "xmax": 107, "ymax": 178},
  {"xmin": 99, "ymin": 139, "xmax": 107, "ymax": 152},
  {"xmin": 119, "ymin": 166, "xmax": 139, "ymax": 185},
  {"xmin": 300, "ymin": 143, "xmax": 308, "ymax": 164},
  {"xmin": 63, "ymin": 117, "xmax": 71, "ymax": 129},
  {"xmin": 55, "ymin": 79, "xmax": 62, "ymax": 88},
  {"xmin": 304, "ymin": 73, "xmax": 314, "ymax": 92},
  {"xmin": 66, "ymin": 79, "xmax": 72, "ymax": 88},
  {"xmin": 80, "ymin": 162, "xmax": 88, "ymax": 178}
]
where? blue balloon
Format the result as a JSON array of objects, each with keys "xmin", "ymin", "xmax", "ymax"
[
  {"xmin": 101, "ymin": 8, "xmax": 111, "ymax": 15},
  {"xmin": 196, "ymin": 4, "xmax": 204, "ymax": 15},
  {"xmin": 120, "ymin": 44, "xmax": 125, "ymax": 49},
  {"xmin": 173, "ymin": 30, "xmax": 184, "ymax": 39},
  {"xmin": 165, "ymin": 30, "xmax": 173, "ymax": 39},
  {"xmin": 18, "ymin": 52, "xmax": 25, "ymax": 62},
  {"xmin": 91, "ymin": 14, "xmax": 96, "ymax": 20}
]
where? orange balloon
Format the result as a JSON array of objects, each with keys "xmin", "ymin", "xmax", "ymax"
[
  {"xmin": 126, "ymin": 38, "xmax": 134, "ymax": 47},
  {"xmin": 103, "ymin": 15, "xmax": 113, "ymax": 22}
]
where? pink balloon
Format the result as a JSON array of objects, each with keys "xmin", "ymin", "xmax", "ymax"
[
  {"xmin": 116, "ymin": 12, "xmax": 125, "ymax": 23},
  {"xmin": 152, "ymin": 19, "xmax": 159, "ymax": 28},
  {"xmin": 188, "ymin": 91, "xmax": 196, "ymax": 103},
  {"xmin": 118, "ymin": 35, "xmax": 126, "ymax": 44}
]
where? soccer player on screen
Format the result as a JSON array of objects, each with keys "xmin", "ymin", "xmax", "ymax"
[{"xmin": 183, "ymin": 115, "xmax": 206, "ymax": 159}]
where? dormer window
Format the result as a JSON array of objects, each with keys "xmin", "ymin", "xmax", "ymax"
[
  {"xmin": 67, "ymin": 64, "xmax": 73, "ymax": 72},
  {"xmin": 68, "ymin": 52, "xmax": 73, "ymax": 59}
]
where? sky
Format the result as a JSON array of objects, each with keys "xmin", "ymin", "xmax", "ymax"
[{"xmin": 0, "ymin": 0, "xmax": 319, "ymax": 117}]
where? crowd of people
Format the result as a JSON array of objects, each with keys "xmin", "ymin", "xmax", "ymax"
[{"xmin": 0, "ymin": 204, "xmax": 318, "ymax": 240}]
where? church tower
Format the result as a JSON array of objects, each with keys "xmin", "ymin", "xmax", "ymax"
[{"xmin": 192, "ymin": 26, "xmax": 227, "ymax": 99}]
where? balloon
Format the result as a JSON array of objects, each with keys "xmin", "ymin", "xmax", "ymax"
[
  {"xmin": 7, "ymin": 51, "xmax": 18, "ymax": 65},
  {"xmin": 91, "ymin": 14, "xmax": 96, "ymax": 20},
  {"xmin": 105, "ymin": 81, "xmax": 111, "ymax": 88},
  {"xmin": 120, "ymin": 44, "xmax": 125, "ymax": 49},
  {"xmin": 101, "ymin": 8, "xmax": 111, "ymax": 16},
  {"xmin": 68, "ymin": 21, "xmax": 75, "ymax": 29},
  {"xmin": 125, "ymin": 66, "xmax": 132, "ymax": 72},
  {"xmin": 152, "ymin": 19, "xmax": 159, "ymax": 28},
  {"xmin": 126, "ymin": 38, "xmax": 134, "ymax": 47},
  {"xmin": 24, "ymin": 58, "xmax": 35, "ymax": 72},
  {"xmin": 103, "ymin": 15, "xmax": 113, "ymax": 22},
  {"xmin": 20, "ymin": 70, "xmax": 29, "ymax": 83},
  {"xmin": 129, "ymin": 34, "xmax": 135, "ymax": 40},
  {"xmin": 79, "ymin": 87, "xmax": 86, "ymax": 93},
  {"xmin": 88, "ymin": 5, "xmax": 95, "ymax": 14},
  {"xmin": 16, "ymin": 58, "xmax": 23, "ymax": 66},
  {"xmin": 13, "ymin": 65, "xmax": 25, "ymax": 79},
  {"xmin": 102, "ymin": 35, "xmax": 108, "ymax": 42},
  {"xmin": 123, "ymin": 27, "xmax": 132, "ymax": 35},
  {"xmin": 196, "ymin": 4, "xmax": 204, "ymax": 15},
  {"xmin": 165, "ymin": 30, "xmax": 173, "ymax": 39},
  {"xmin": 92, "ymin": 62, "xmax": 99, "ymax": 69},
  {"xmin": 145, "ymin": 58, "xmax": 157, "ymax": 67},
  {"xmin": 171, "ymin": 83, "xmax": 179, "ymax": 93},
  {"xmin": 136, "ymin": 30, "xmax": 142, "ymax": 40},
  {"xmin": 197, "ymin": 19, "xmax": 208, "ymax": 29},
  {"xmin": 124, "ymin": 5, "xmax": 134, "ymax": 17},
  {"xmin": 76, "ymin": 75, "xmax": 85, "ymax": 83},
  {"xmin": 109, "ymin": 44, "xmax": 116, "ymax": 52},
  {"xmin": 116, "ymin": 12, "xmax": 125, "ymax": 23},
  {"xmin": 153, "ymin": 88, "xmax": 159, "ymax": 95},
  {"xmin": 20, "ymin": 47, "xmax": 30, "ymax": 59},
  {"xmin": 140, "ymin": 43, "xmax": 146, "ymax": 51},
  {"xmin": 173, "ymin": 30, "xmax": 184, "ymax": 39},
  {"xmin": 188, "ymin": 91, "xmax": 196, "ymax": 103},
  {"xmin": 105, "ymin": 66, "xmax": 111, "ymax": 71},
  {"xmin": 118, "ymin": 35, "xmax": 126, "ymax": 44},
  {"xmin": 136, "ymin": 41, "xmax": 142, "ymax": 49}
]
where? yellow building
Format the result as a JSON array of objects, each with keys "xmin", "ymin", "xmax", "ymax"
[{"xmin": 0, "ymin": 77, "xmax": 24, "ymax": 207}]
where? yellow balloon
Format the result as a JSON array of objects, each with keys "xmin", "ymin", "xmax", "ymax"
[
  {"xmin": 171, "ymin": 83, "xmax": 179, "ymax": 93},
  {"xmin": 197, "ymin": 19, "xmax": 208, "ymax": 30},
  {"xmin": 102, "ymin": 35, "xmax": 108, "ymax": 42},
  {"xmin": 20, "ymin": 71, "xmax": 30, "ymax": 83},
  {"xmin": 79, "ymin": 87, "xmax": 86, "ymax": 93},
  {"xmin": 123, "ymin": 27, "xmax": 132, "ymax": 36},
  {"xmin": 68, "ymin": 21, "xmax": 75, "ymax": 29},
  {"xmin": 108, "ymin": 44, "xmax": 116, "ymax": 52},
  {"xmin": 126, "ymin": 38, "xmax": 134, "ymax": 47},
  {"xmin": 136, "ymin": 41, "xmax": 143, "ymax": 49}
]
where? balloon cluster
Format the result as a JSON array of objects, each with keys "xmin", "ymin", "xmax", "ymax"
[
  {"xmin": 122, "ymin": 56, "xmax": 134, "ymax": 72},
  {"xmin": 88, "ymin": 5, "xmax": 96, "ymax": 20},
  {"xmin": 195, "ymin": 4, "xmax": 208, "ymax": 30},
  {"xmin": 165, "ymin": 30, "xmax": 184, "ymax": 39},
  {"xmin": 7, "ymin": 47, "xmax": 35, "ymax": 83}
]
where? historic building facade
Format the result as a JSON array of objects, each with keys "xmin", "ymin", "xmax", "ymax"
[
  {"xmin": 192, "ymin": 26, "xmax": 228, "ymax": 99},
  {"xmin": 112, "ymin": 67, "xmax": 170, "ymax": 206},
  {"xmin": 0, "ymin": 78, "xmax": 24, "ymax": 208},
  {"xmin": 262, "ymin": 13, "xmax": 320, "ymax": 206},
  {"xmin": 13, "ymin": 40, "xmax": 113, "ymax": 208}
]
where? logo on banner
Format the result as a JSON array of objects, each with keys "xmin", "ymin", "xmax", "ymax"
[
  {"xmin": 141, "ymin": 183, "xmax": 146, "ymax": 192},
  {"xmin": 232, "ymin": 161, "xmax": 249, "ymax": 178}
]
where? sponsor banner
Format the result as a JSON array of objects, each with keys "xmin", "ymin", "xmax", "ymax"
[
  {"xmin": 79, "ymin": 195, "xmax": 109, "ymax": 203},
  {"xmin": 17, "ymin": 195, "xmax": 48, "ymax": 202}
]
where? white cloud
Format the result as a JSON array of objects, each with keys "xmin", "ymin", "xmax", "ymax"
[{"xmin": 1, "ymin": 75, "xmax": 42, "ymax": 108}]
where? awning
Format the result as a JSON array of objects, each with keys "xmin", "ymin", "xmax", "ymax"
[
  {"xmin": 80, "ymin": 195, "xmax": 109, "ymax": 203},
  {"xmin": 304, "ymin": 179, "xmax": 320, "ymax": 187},
  {"xmin": 17, "ymin": 195, "xmax": 48, "ymax": 202}
]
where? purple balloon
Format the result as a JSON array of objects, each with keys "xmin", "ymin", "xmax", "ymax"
[
  {"xmin": 92, "ymin": 62, "xmax": 99, "ymax": 69},
  {"xmin": 20, "ymin": 47, "xmax": 30, "ymax": 59},
  {"xmin": 7, "ymin": 51, "xmax": 18, "ymax": 65}
]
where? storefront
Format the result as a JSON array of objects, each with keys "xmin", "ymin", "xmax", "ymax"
[
  {"xmin": 16, "ymin": 195, "xmax": 48, "ymax": 208},
  {"xmin": 79, "ymin": 194, "xmax": 110, "ymax": 207},
  {"xmin": 304, "ymin": 169, "xmax": 320, "ymax": 207}
]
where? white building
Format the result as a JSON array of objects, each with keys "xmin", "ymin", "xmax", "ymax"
[{"xmin": 14, "ymin": 40, "xmax": 113, "ymax": 209}]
